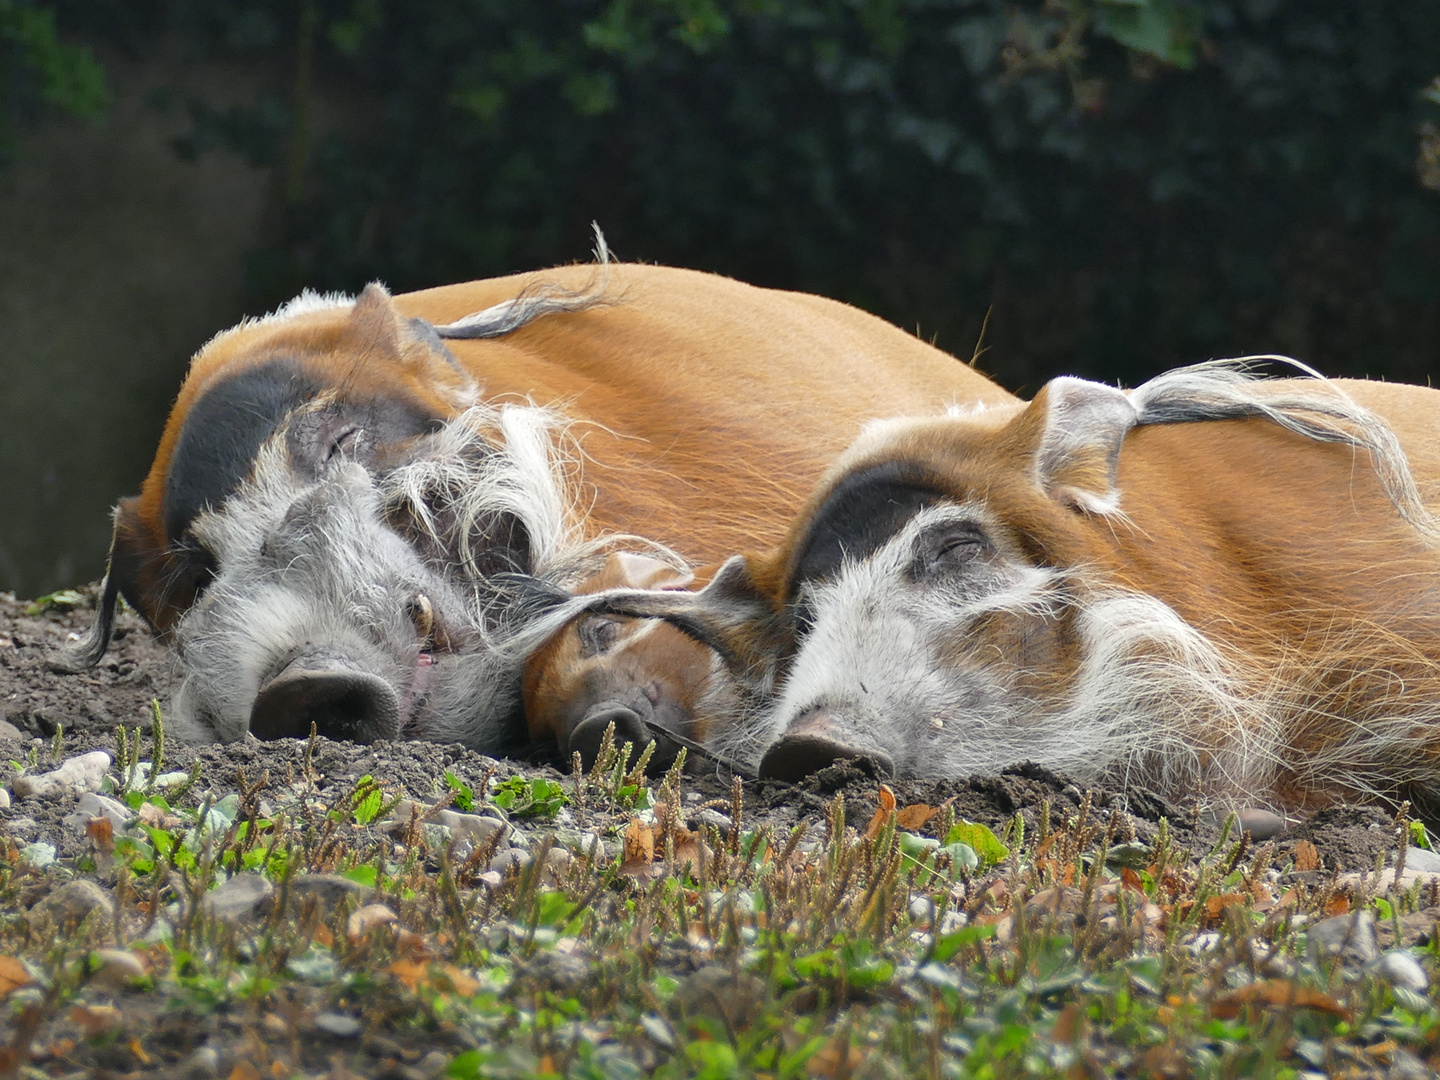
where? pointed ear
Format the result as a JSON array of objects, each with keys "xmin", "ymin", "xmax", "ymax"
[
  {"xmin": 592, "ymin": 551, "xmax": 695, "ymax": 592},
  {"xmin": 349, "ymin": 282, "xmax": 408, "ymax": 359},
  {"xmin": 577, "ymin": 555, "xmax": 782, "ymax": 679},
  {"xmin": 1028, "ymin": 377, "xmax": 1138, "ymax": 514}
]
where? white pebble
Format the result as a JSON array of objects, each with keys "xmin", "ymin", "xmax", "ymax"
[
  {"xmin": 1374, "ymin": 950, "xmax": 1429, "ymax": 992},
  {"xmin": 13, "ymin": 751, "xmax": 112, "ymax": 799}
]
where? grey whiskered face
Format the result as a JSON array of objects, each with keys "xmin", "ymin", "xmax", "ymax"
[
  {"xmin": 167, "ymin": 403, "xmax": 588, "ymax": 750},
  {"xmin": 756, "ymin": 501, "xmax": 1270, "ymax": 799}
]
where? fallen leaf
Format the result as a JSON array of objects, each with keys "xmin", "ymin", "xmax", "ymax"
[
  {"xmin": 1293, "ymin": 840, "xmax": 1321, "ymax": 872},
  {"xmin": 438, "ymin": 964, "xmax": 480, "ymax": 996},
  {"xmin": 895, "ymin": 803, "xmax": 939, "ymax": 830},
  {"xmin": 0, "ymin": 955, "xmax": 33, "ymax": 999},
  {"xmin": 388, "ymin": 957, "xmax": 428, "ymax": 992},
  {"xmin": 876, "ymin": 785, "xmax": 897, "ymax": 813},
  {"xmin": 1204, "ymin": 893, "xmax": 1248, "ymax": 921},
  {"xmin": 86, "ymin": 817, "xmax": 114, "ymax": 854},
  {"xmin": 807, "ymin": 1036, "xmax": 866, "ymax": 1078},
  {"xmin": 1120, "ymin": 868, "xmax": 1146, "ymax": 894},
  {"xmin": 129, "ymin": 1037, "xmax": 151, "ymax": 1065},
  {"xmin": 1210, "ymin": 979, "xmax": 1350, "ymax": 1020},
  {"xmin": 228, "ymin": 1064, "xmax": 261, "ymax": 1080},
  {"xmin": 67, "ymin": 1003, "xmax": 123, "ymax": 1037},
  {"xmin": 624, "ymin": 818, "xmax": 655, "ymax": 863},
  {"xmin": 1324, "ymin": 893, "xmax": 1352, "ymax": 918},
  {"xmin": 1051, "ymin": 1001, "xmax": 1085, "ymax": 1043},
  {"xmin": 347, "ymin": 903, "xmax": 399, "ymax": 942},
  {"xmin": 270, "ymin": 1059, "xmax": 289, "ymax": 1077}
]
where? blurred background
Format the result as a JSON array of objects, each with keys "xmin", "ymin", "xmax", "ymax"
[{"xmin": 1, "ymin": 0, "xmax": 1438, "ymax": 599}]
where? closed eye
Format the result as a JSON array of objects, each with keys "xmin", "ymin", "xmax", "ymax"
[
  {"xmin": 577, "ymin": 615, "xmax": 621, "ymax": 657},
  {"xmin": 912, "ymin": 524, "xmax": 991, "ymax": 580}
]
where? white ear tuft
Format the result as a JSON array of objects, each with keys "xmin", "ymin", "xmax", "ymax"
[{"xmin": 1034, "ymin": 377, "xmax": 1138, "ymax": 514}]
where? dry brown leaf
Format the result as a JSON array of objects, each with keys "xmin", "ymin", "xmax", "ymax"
[
  {"xmin": 0, "ymin": 955, "xmax": 33, "ymax": 1000},
  {"xmin": 895, "ymin": 803, "xmax": 939, "ymax": 830},
  {"xmin": 624, "ymin": 818, "xmax": 655, "ymax": 863},
  {"xmin": 1033, "ymin": 834, "xmax": 1059, "ymax": 859},
  {"xmin": 877, "ymin": 785, "xmax": 897, "ymax": 812},
  {"xmin": 1293, "ymin": 840, "xmax": 1321, "ymax": 872},
  {"xmin": 1120, "ymin": 868, "xmax": 1146, "ymax": 894},
  {"xmin": 86, "ymin": 816, "xmax": 114, "ymax": 853},
  {"xmin": 438, "ymin": 964, "xmax": 480, "ymax": 996},
  {"xmin": 67, "ymin": 1003, "xmax": 123, "ymax": 1037},
  {"xmin": 1051, "ymin": 1001, "xmax": 1085, "ymax": 1043},
  {"xmin": 227, "ymin": 1064, "xmax": 262, "ymax": 1080},
  {"xmin": 347, "ymin": 903, "xmax": 399, "ymax": 942},
  {"xmin": 388, "ymin": 957, "xmax": 428, "ymax": 992},
  {"xmin": 1324, "ymin": 893, "xmax": 1352, "ymax": 917},
  {"xmin": 1210, "ymin": 979, "xmax": 1350, "ymax": 1020},
  {"xmin": 129, "ymin": 1038, "xmax": 151, "ymax": 1065},
  {"xmin": 807, "ymin": 1037, "xmax": 867, "ymax": 1078},
  {"xmin": 269, "ymin": 1062, "xmax": 289, "ymax": 1079},
  {"xmin": 1204, "ymin": 893, "xmax": 1248, "ymax": 921}
]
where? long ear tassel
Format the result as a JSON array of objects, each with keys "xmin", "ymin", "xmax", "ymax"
[{"xmin": 54, "ymin": 569, "xmax": 121, "ymax": 672}]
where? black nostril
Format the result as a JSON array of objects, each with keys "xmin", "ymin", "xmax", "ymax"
[
  {"xmin": 568, "ymin": 703, "xmax": 676, "ymax": 772},
  {"xmin": 758, "ymin": 735, "xmax": 896, "ymax": 783},
  {"xmin": 250, "ymin": 663, "xmax": 399, "ymax": 742}
]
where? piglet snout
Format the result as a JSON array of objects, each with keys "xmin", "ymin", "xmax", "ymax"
[
  {"xmin": 250, "ymin": 653, "xmax": 399, "ymax": 742},
  {"xmin": 757, "ymin": 710, "xmax": 896, "ymax": 782}
]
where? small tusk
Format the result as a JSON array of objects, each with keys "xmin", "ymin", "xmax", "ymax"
[{"xmin": 409, "ymin": 594, "xmax": 434, "ymax": 642}]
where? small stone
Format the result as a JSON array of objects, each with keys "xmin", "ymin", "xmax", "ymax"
[
  {"xmin": 185, "ymin": 1045, "xmax": 221, "ymax": 1079},
  {"xmin": 434, "ymin": 809, "xmax": 507, "ymax": 845},
  {"xmin": 490, "ymin": 848, "xmax": 532, "ymax": 874},
  {"xmin": 347, "ymin": 903, "xmax": 398, "ymax": 941},
  {"xmin": 63, "ymin": 792, "xmax": 131, "ymax": 833},
  {"xmin": 1372, "ymin": 950, "xmax": 1429, "ymax": 991},
  {"xmin": 1308, "ymin": 911, "xmax": 1378, "ymax": 967},
  {"xmin": 13, "ymin": 751, "xmax": 112, "ymax": 799},
  {"xmin": 908, "ymin": 896, "xmax": 936, "ymax": 928},
  {"xmin": 0, "ymin": 719, "xmax": 20, "ymax": 741},
  {"xmin": 544, "ymin": 846, "xmax": 573, "ymax": 872},
  {"xmin": 1235, "ymin": 808, "xmax": 1288, "ymax": 841},
  {"xmin": 936, "ymin": 910, "xmax": 968, "ymax": 935},
  {"xmin": 201, "ymin": 874, "xmax": 274, "ymax": 922},
  {"xmin": 417, "ymin": 1050, "xmax": 451, "ymax": 1078},
  {"xmin": 577, "ymin": 833, "xmax": 607, "ymax": 861},
  {"xmin": 287, "ymin": 873, "xmax": 365, "ymax": 913},
  {"xmin": 0, "ymin": 787, "xmax": 9, "ymax": 810},
  {"xmin": 479, "ymin": 871, "xmax": 504, "ymax": 889},
  {"xmin": 314, "ymin": 1012, "xmax": 362, "ymax": 1037},
  {"xmin": 1403, "ymin": 846, "xmax": 1440, "ymax": 874},
  {"xmin": 5, "ymin": 816, "xmax": 38, "ymax": 835},
  {"xmin": 32, "ymin": 879, "xmax": 114, "ymax": 925},
  {"xmin": 690, "ymin": 809, "xmax": 733, "ymax": 832},
  {"xmin": 89, "ymin": 948, "xmax": 150, "ymax": 988}
]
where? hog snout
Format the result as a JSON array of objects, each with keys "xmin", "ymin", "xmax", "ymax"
[
  {"xmin": 250, "ymin": 651, "xmax": 400, "ymax": 742},
  {"xmin": 567, "ymin": 699, "xmax": 682, "ymax": 774},
  {"xmin": 757, "ymin": 710, "xmax": 896, "ymax": 782}
]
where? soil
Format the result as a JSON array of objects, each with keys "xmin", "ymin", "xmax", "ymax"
[{"xmin": 0, "ymin": 585, "xmax": 1401, "ymax": 875}]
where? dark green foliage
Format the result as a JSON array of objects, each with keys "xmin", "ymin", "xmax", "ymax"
[
  {"xmin": 0, "ymin": 0, "xmax": 106, "ymax": 154},
  {"xmin": 44, "ymin": 2, "xmax": 1440, "ymax": 386}
]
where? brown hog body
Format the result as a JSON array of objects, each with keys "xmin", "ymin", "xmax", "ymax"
[
  {"xmin": 561, "ymin": 366, "xmax": 1440, "ymax": 817},
  {"xmin": 72, "ymin": 259, "xmax": 1013, "ymax": 752}
]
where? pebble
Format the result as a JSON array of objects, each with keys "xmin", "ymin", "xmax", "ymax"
[
  {"xmin": 690, "ymin": 809, "xmax": 733, "ymax": 832},
  {"xmin": 287, "ymin": 873, "xmax": 365, "ymax": 913},
  {"xmin": 0, "ymin": 787, "xmax": 9, "ymax": 810},
  {"xmin": 1402, "ymin": 846, "xmax": 1440, "ymax": 874},
  {"xmin": 490, "ymin": 848, "xmax": 533, "ymax": 874},
  {"xmin": 62, "ymin": 792, "xmax": 131, "ymax": 833},
  {"xmin": 0, "ymin": 719, "xmax": 23, "ymax": 741},
  {"xmin": 13, "ymin": 751, "xmax": 112, "ymax": 798},
  {"xmin": 479, "ymin": 871, "xmax": 504, "ymax": 889},
  {"xmin": 185, "ymin": 1045, "xmax": 221, "ymax": 1078},
  {"xmin": 32, "ymin": 880, "xmax": 114, "ymax": 924},
  {"xmin": 417, "ymin": 1050, "xmax": 451, "ymax": 1078},
  {"xmin": 6, "ymin": 816, "xmax": 38, "ymax": 835},
  {"xmin": 908, "ymin": 897, "xmax": 936, "ymax": 929},
  {"xmin": 313, "ymin": 1012, "xmax": 362, "ymax": 1037},
  {"xmin": 201, "ymin": 874, "xmax": 274, "ymax": 922},
  {"xmin": 577, "ymin": 833, "xmax": 607, "ymax": 861},
  {"xmin": 1235, "ymin": 808, "xmax": 1288, "ymax": 841},
  {"xmin": 433, "ymin": 808, "xmax": 507, "ymax": 845},
  {"xmin": 89, "ymin": 948, "xmax": 149, "ymax": 988},
  {"xmin": 1307, "ymin": 911, "xmax": 1378, "ymax": 967},
  {"xmin": 1372, "ymin": 950, "xmax": 1429, "ymax": 992}
]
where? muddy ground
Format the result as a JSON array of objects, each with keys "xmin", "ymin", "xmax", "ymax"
[{"xmin": 0, "ymin": 586, "xmax": 1399, "ymax": 874}]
